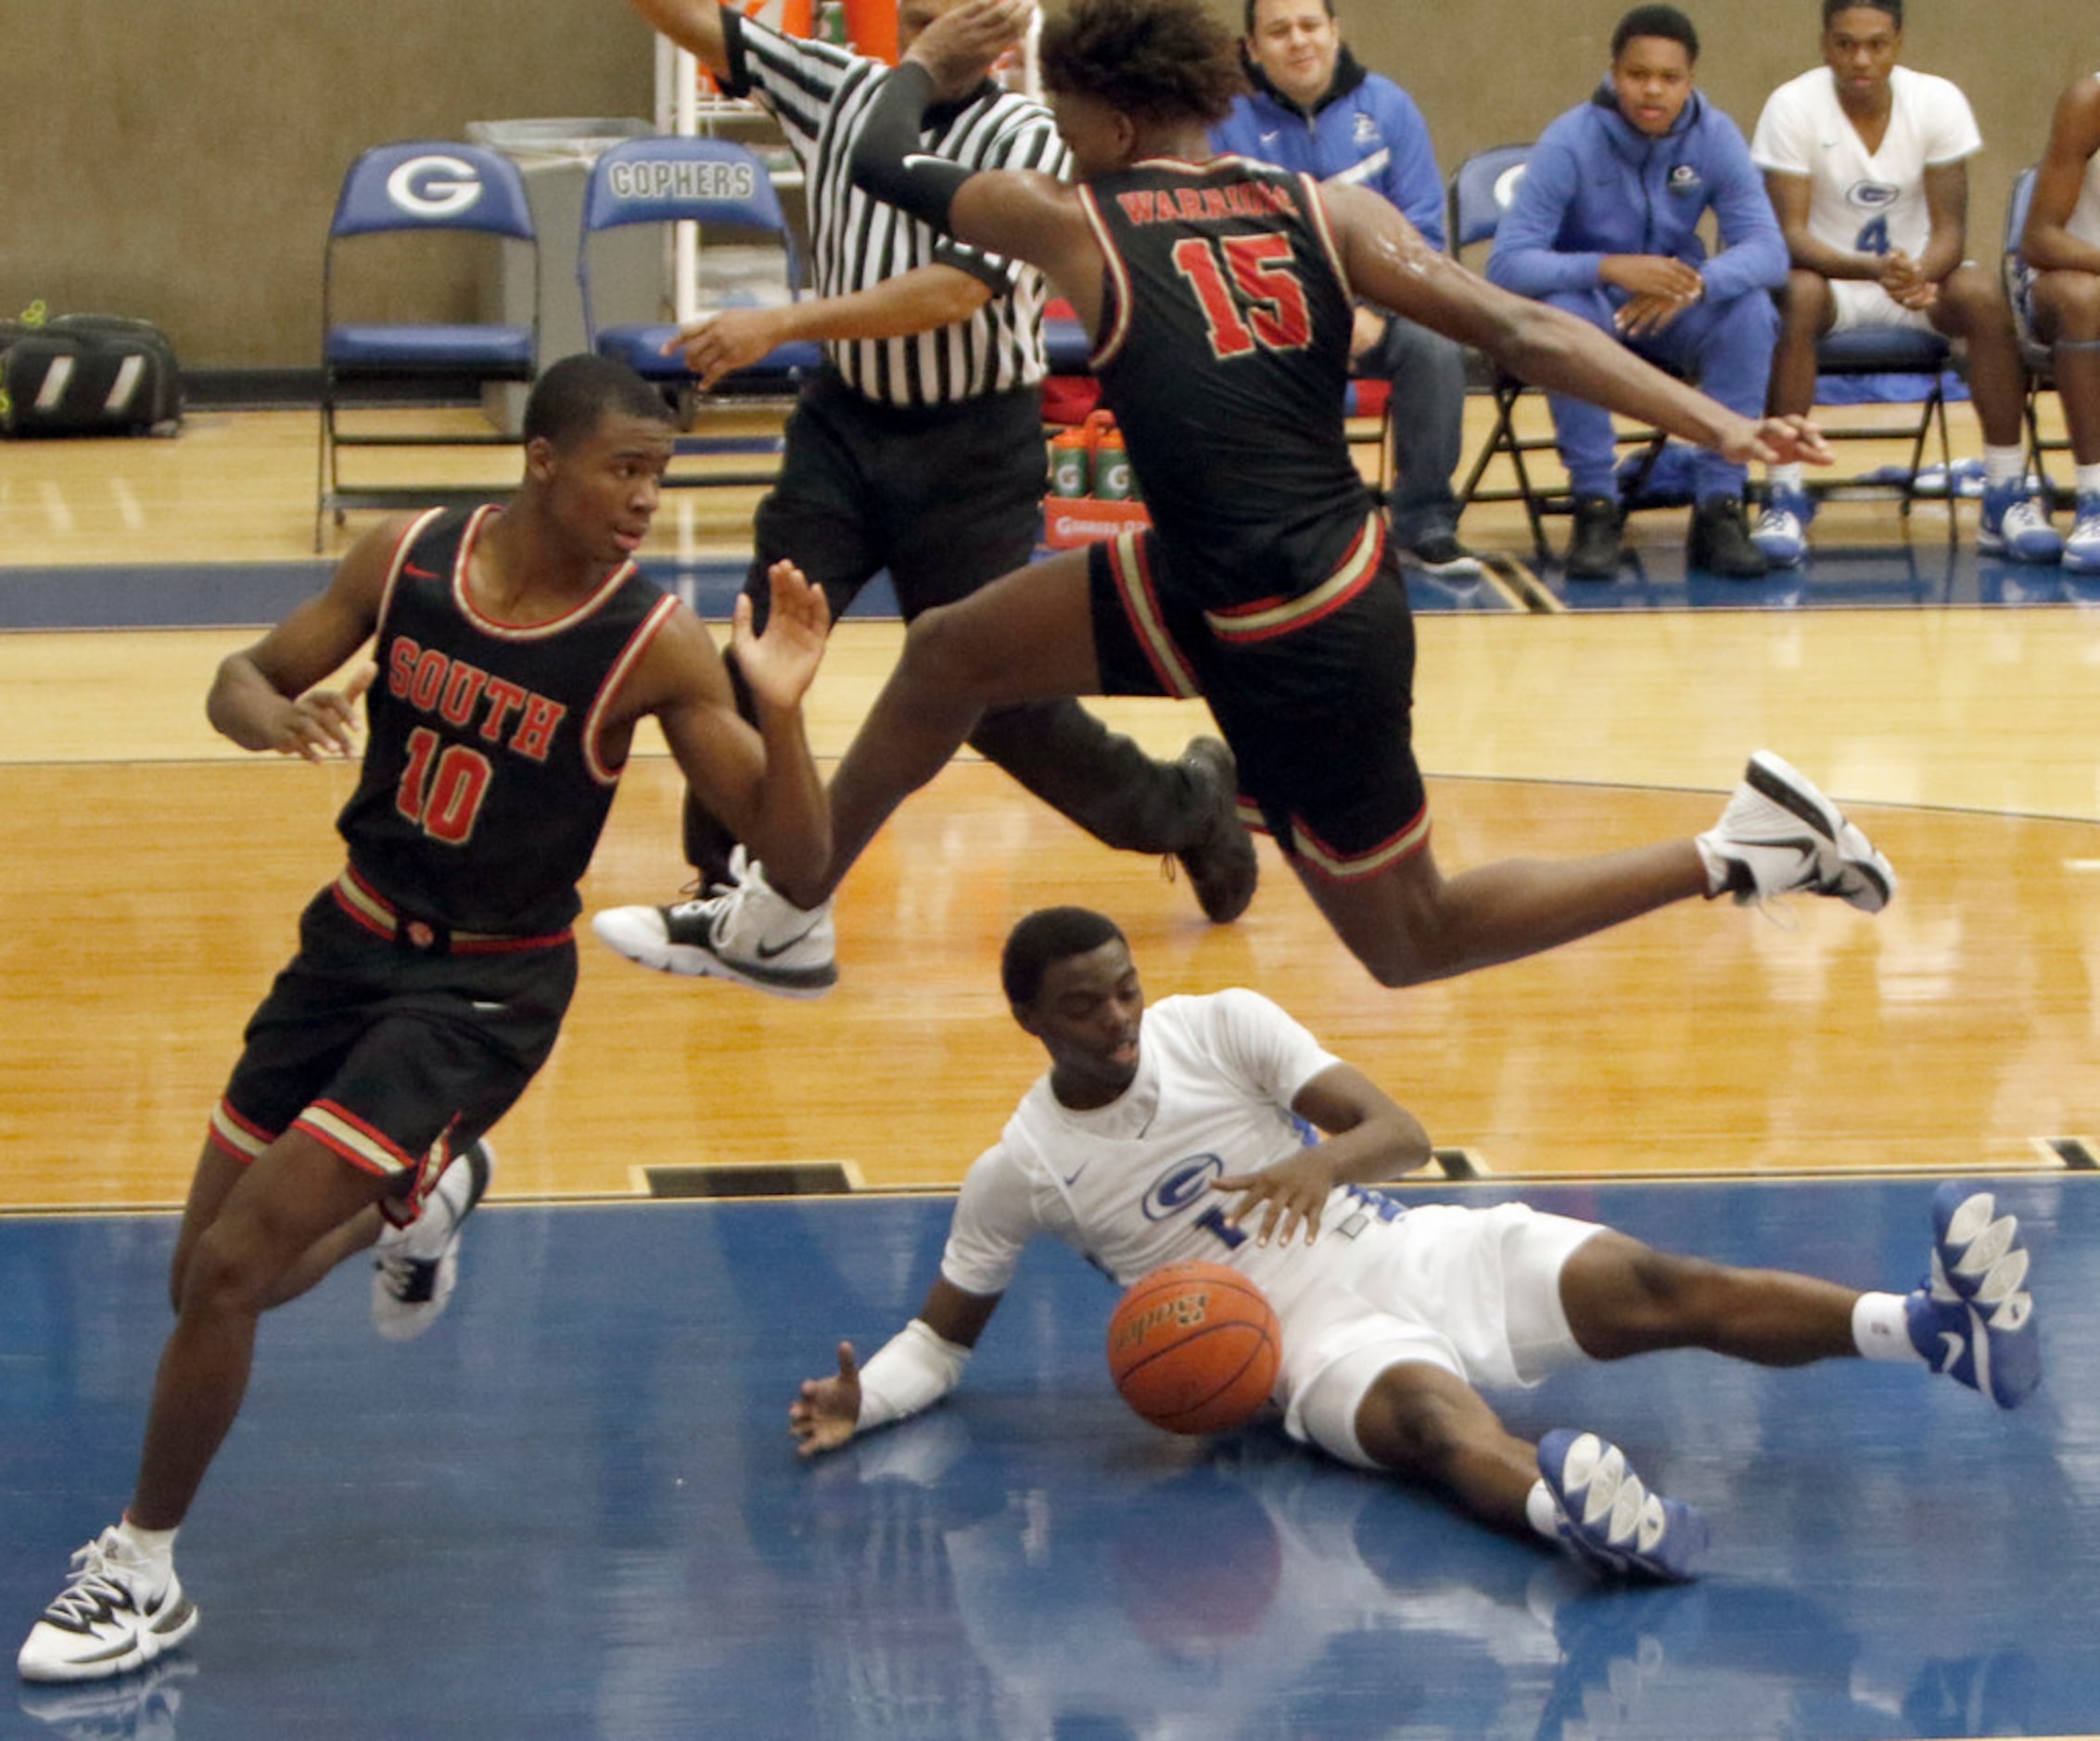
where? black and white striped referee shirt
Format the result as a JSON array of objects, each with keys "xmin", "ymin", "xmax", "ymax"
[{"xmin": 722, "ymin": 10, "xmax": 1069, "ymax": 409}]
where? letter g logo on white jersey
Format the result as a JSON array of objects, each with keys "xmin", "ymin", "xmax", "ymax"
[
  {"xmin": 1142, "ymin": 1154, "xmax": 1224, "ymax": 1222},
  {"xmin": 386, "ymin": 155, "xmax": 485, "ymax": 220}
]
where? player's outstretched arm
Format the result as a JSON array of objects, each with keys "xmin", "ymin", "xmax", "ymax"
[
  {"xmin": 791, "ymin": 1278, "xmax": 1000, "ymax": 1457},
  {"xmin": 207, "ymin": 515, "xmax": 401, "ymax": 758},
  {"xmin": 1328, "ymin": 183, "xmax": 1832, "ymax": 473},
  {"xmin": 1212, "ymin": 1061, "xmax": 1432, "ymax": 1246},
  {"xmin": 635, "ymin": 564, "xmax": 830, "ymax": 891}
]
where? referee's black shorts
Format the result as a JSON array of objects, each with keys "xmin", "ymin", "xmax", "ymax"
[{"xmin": 746, "ymin": 369, "xmax": 1048, "ymax": 623}]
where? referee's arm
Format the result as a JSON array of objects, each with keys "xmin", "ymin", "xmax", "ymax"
[
  {"xmin": 626, "ymin": 0, "xmax": 732, "ymax": 80},
  {"xmin": 670, "ymin": 265, "xmax": 991, "ymax": 388}
]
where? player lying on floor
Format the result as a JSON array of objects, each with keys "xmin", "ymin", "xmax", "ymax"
[{"xmin": 787, "ymin": 907, "xmax": 2041, "ymax": 1582}]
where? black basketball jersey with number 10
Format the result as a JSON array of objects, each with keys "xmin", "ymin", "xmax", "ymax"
[
  {"xmin": 1076, "ymin": 157, "xmax": 1377, "ymax": 608},
  {"xmin": 337, "ymin": 504, "xmax": 678, "ymax": 937}
]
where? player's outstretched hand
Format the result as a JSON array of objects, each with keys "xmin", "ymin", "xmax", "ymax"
[
  {"xmin": 1720, "ymin": 413, "xmax": 1832, "ymax": 470},
  {"xmin": 274, "ymin": 663, "xmax": 375, "ymax": 761},
  {"xmin": 790, "ymin": 1341, "xmax": 863, "ymax": 1457},
  {"xmin": 1212, "ymin": 1150, "xmax": 1337, "ymax": 1248},
  {"xmin": 907, "ymin": 0, "xmax": 1032, "ymax": 96},
  {"xmin": 732, "ymin": 560, "xmax": 830, "ymax": 714}
]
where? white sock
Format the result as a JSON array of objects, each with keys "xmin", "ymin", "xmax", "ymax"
[
  {"xmin": 1768, "ymin": 463, "xmax": 1804, "ymax": 495},
  {"xmin": 1983, "ymin": 446, "xmax": 2027, "ymax": 489},
  {"xmin": 1524, "ymin": 1475, "xmax": 1564, "ymax": 1542},
  {"xmin": 1852, "ymin": 1290, "xmax": 1924, "ymax": 1363},
  {"xmin": 1693, "ymin": 832, "xmax": 1730, "ymax": 898},
  {"xmin": 116, "ymin": 1516, "xmax": 179, "ymax": 1565},
  {"xmin": 2077, "ymin": 463, "xmax": 2100, "ymax": 501}
]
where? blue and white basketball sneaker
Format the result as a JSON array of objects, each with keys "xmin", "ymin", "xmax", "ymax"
[
  {"xmin": 2062, "ymin": 492, "xmax": 2100, "ymax": 576},
  {"xmin": 1751, "ymin": 485, "xmax": 1814, "ymax": 567},
  {"xmin": 1538, "ymin": 1430, "xmax": 1709, "ymax": 1582},
  {"xmin": 1978, "ymin": 482, "xmax": 2063, "ymax": 564},
  {"xmin": 1903, "ymin": 1184, "xmax": 2040, "ymax": 1408}
]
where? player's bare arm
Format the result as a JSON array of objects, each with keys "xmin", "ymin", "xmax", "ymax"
[
  {"xmin": 624, "ymin": 0, "xmax": 732, "ymax": 80},
  {"xmin": 1764, "ymin": 171, "xmax": 1877, "ymax": 282},
  {"xmin": 1213, "ymin": 1063, "xmax": 1431, "ymax": 1247},
  {"xmin": 207, "ymin": 515, "xmax": 400, "ymax": 759},
  {"xmin": 668, "ymin": 265, "xmax": 993, "ymax": 390},
  {"xmin": 624, "ymin": 565, "xmax": 831, "ymax": 888},
  {"xmin": 1324, "ymin": 184, "xmax": 1830, "ymax": 471},
  {"xmin": 2024, "ymin": 78, "xmax": 2100, "ymax": 274}
]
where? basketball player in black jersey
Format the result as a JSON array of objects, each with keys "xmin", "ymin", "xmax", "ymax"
[
  {"xmin": 671, "ymin": 0, "xmax": 1899, "ymax": 1001},
  {"xmin": 17, "ymin": 355, "xmax": 830, "ymax": 1684}
]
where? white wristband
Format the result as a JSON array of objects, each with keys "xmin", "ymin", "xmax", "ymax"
[{"xmin": 856, "ymin": 1317, "xmax": 973, "ymax": 1430}]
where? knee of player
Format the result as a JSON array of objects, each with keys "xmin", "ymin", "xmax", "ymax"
[
  {"xmin": 1355, "ymin": 1376, "xmax": 1474, "ymax": 1480},
  {"xmin": 175, "ymin": 1223, "xmax": 280, "ymax": 1319},
  {"xmin": 899, "ymin": 604, "xmax": 999, "ymax": 698},
  {"xmin": 1778, "ymin": 270, "xmax": 1831, "ymax": 333},
  {"xmin": 1937, "ymin": 262, "xmax": 2007, "ymax": 322}
]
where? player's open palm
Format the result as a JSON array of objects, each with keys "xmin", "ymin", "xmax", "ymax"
[
  {"xmin": 1213, "ymin": 1150, "xmax": 1336, "ymax": 1247},
  {"xmin": 790, "ymin": 1341, "xmax": 862, "ymax": 1456},
  {"xmin": 733, "ymin": 560, "xmax": 830, "ymax": 712}
]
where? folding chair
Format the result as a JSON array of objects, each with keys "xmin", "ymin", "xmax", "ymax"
[
  {"xmin": 317, "ymin": 141, "xmax": 540, "ymax": 549},
  {"xmin": 2004, "ymin": 164, "xmax": 2073, "ymax": 506},
  {"xmin": 579, "ymin": 134, "xmax": 820, "ymax": 488},
  {"xmin": 1798, "ymin": 323, "xmax": 1953, "ymax": 523},
  {"xmin": 1448, "ymin": 143, "xmax": 1669, "ymax": 562}
]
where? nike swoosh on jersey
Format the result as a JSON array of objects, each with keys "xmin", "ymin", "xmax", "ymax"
[{"xmin": 404, "ymin": 563, "xmax": 441, "ymax": 580}]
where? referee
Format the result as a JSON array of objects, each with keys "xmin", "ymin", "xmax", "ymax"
[{"xmin": 596, "ymin": 0, "xmax": 1257, "ymax": 982}]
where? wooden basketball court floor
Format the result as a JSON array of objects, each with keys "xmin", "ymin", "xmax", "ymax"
[{"xmin": 4, "ymin": 405, "xmax": 2100, "ymax": 1736}]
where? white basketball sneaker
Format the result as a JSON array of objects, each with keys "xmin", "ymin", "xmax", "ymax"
[
  {"xmin": 372, "ymin": 1139, "xmax": 492, "ymax": 1341},
  {"xmin": 18, "ymin": 1528, "xmax": 198, "ymax": 1684},
  {"xmin": 592, "ymin": 859, "xmax": 836, "ymax": 998},
  {"xmin": 1696, "ymin": 751, "xmax": 1896, "ymax": 912}
]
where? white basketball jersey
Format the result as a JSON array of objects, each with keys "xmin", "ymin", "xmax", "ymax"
[
  {"xmin": 1751, "ymin": 65, "xmax": 1981, "ymax": 260},
  {"xmin": 939, "ymin": 990, "xmax": 1364, "ymax": 1315}
]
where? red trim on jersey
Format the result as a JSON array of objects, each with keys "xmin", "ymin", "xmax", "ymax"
[
  {"xmin": 450, "ymin": 505, "xmax": 641, "ymax": 641},
  {"xmin": 1106, "ymin": 535, "xmax": 1202, "ymax": 698},
  {"xmin": 581, "ymin": 594, "xmax": 681, "ymax": 786},
  {"xmin": 332, "ymin": 864, "xmax": 573, "ymax": 952},
  {"xmin": 1201, "ymin": 514, "xmax": 1385, "ymax": 644},
  {"xmin": 1075, "ymin": 186, "xmax": 1135, "ymax": 371},
  {"xmin": 1290, "ymin": 801, "xmax": 1432, "ymax": 882},
  {"xmin": 294, "ymin": 1100, "xmax": 414, "ymax": 1178}
]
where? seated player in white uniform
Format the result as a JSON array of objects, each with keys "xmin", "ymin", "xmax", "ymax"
[
  {"xmin": 1749, "ymin": 0, "xmax": 2061, "ymax": 566},
  {"xmin": 788, "ymin": 907, "xmax": 2042, "ymax": 1583},
  {"xmin": 2022, "ymin": 70, "xmax": 2100, "ymax": 573}
]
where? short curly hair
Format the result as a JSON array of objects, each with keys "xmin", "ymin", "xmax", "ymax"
[{"xmin": 1038, "ymin": 0, "xmax": 1248, "ymax": 129}]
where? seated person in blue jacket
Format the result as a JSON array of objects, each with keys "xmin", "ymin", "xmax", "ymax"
[
  {"xmin": 1485, "ymin": 4, "xmax": 1785, "ymax": 580},
  {"xmin": 1749, "ymin": 0, "xmax": 2061, "ymax": 568},
  {"xmin": 1210, "ymin": 0, "xmax": 1480, "ymax": 582}
]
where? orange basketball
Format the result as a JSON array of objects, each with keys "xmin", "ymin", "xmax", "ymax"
[{"xmin": 1106, "ymin": 1262, "xmax": 1281, "ymax": 1435}]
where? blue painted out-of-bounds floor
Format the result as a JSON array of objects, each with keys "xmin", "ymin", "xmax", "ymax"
[{"xmin": 5, "ymin": 1175, "xmax": 2094, "ymax": 1740}]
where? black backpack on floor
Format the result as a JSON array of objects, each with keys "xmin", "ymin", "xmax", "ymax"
[{"xmin": 0, "ymin": 312, "xmax": 184, "ymax": 437}]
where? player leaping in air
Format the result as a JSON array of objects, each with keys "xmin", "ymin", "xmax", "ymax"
[{"xmin": 650, "ymin": 0, "xmax": 1894, "ymax": 1004}]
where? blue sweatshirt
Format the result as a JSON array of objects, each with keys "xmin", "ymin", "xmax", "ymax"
[
  {"xmin": 1485, "ymin": 84, "xmax": 1784, "ymax": 303},
  {"xmin": 1208, "ymin": 47, "xmax": 1446, "ymax": 249}
]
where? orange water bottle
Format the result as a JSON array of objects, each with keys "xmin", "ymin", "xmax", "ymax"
[{"xmin": 1049, "ymin": 424, "xmax": 1093, "ymax": 498}]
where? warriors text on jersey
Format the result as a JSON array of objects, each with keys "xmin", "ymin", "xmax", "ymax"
[
  {"xmin": 1075, "ymin": 158, "xmax": 1379, "ymax": 609},
  {"xmin": 336, "ymin": 505, "xmax": 678, "ymax": 937}
]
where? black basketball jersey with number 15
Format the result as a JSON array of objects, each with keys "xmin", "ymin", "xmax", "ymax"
[
  {"xmin": 336, "ymin": 505, "xmax": 679, "ymax": 937},
  {"xmin": 1076, "ymin": 157, "xmax": 1377, "ymax": 608}
]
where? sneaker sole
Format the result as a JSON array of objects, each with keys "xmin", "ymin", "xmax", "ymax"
[{"xmin": 672, "ymin": 944, "xmax": 837, "ymax": 999}]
